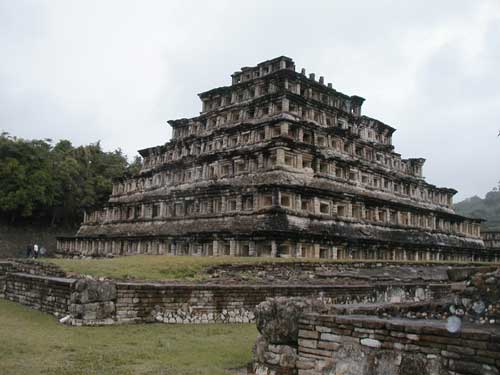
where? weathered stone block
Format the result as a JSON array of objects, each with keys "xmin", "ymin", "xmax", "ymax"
[
  {"xmin": 360, "ymin": 338, "xmax": 382, "ymax": 348},
  {"xmin": 255, "ymin": 297, "xmax": 325, "ymax": 344}
]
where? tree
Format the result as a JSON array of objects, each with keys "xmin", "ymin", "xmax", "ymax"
[
  {"xmin": 127, "ymin": 156, "xmax": 142, "ymax": 176},
  {"xmin": 0, "ymin": 135, "xmax": 55, "ymax": 221},
  {"xmin": 0, "ymin": 134, "xmax": 141, "ymax": 225}
]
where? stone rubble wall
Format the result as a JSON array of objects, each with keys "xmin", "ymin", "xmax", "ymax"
[
  {"xmin": 327, "ymin": 267, "xmax": 500, "ymax": 326},
  {"xmin": 251, "ymin": 266, "xmax": 500, "ymax": 375},
  {"xmin": 113, "ymin": 282, "xmax": 446, "ymax": 325},
  {"xmin": 0, "ymin": 277, "xmax": 5, "ymax": 298},
  {"xmin": 206, "ymin": 262, "xmax": 453, "ymax": 284},
  {"xmin": 293, "ymin": 314, "xmax": 500, "ymax": 375},
  {"xmin": 0, "ymin": 259, "xmax": 66, "ymax": 277},
  {"xmin": 207, "ymin": 261, "xmax": 482, "ymax": 275},
  {"xmin": 0, "ymin": 261, "xmax": 16, "ymax": 274},
  {"xmin": 4, "ymin": 273, "xmax": 75, "ymax": 316},
  {"xmin": 0, "ymin": 261, "xmax": 15, "ymax": 298},
  {"xmin": 252, "ymin": 313, "xmax": 500, "ymax": 375},
  {"xmin": 0, "ymin": 267, "xmax": 448, "ymax": 326},
  {"xmin": 452, "ymin": 267, "xmax": 500, "ymax": 325},
  {"xmin": 0, "ymin": 260, "xmax": 67, "ymax": 300}
]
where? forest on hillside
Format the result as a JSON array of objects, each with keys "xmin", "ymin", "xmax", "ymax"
[
  {"xmin": 454, "ymin": 185, "xmax": 500, "ymax": 230},
  {"xmin": 0, "ymin": 133, "xmax": 141, "ymax": 226}
]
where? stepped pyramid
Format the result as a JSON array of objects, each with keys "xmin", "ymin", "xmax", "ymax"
[{"xmin": 58, "ymin": 56, "xmax": 490, "ymax": 261}]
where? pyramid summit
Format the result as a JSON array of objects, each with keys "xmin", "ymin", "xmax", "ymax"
[{"xmin": 58, "ymin": 56, "xmax": 491, "ymax": 261}]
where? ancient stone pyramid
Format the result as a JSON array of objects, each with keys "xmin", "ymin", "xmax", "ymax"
[{"xmin": 58, "ymin": 56, "xmax": 488, "ymax": 261}]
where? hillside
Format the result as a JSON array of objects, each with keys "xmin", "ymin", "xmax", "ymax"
[{"xmin": 454, "ymin": 190, "xmax": 500, "ymax": 231}]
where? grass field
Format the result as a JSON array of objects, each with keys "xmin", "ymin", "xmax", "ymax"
[
  {"xmin": 44, "ymin": 255, "xmax": 497, "ymax": 281},
  {"xmin": 0, "ymin": 299, "xmax": 257, "ymax": 375},
  {"xmin": 46, "ymin": 255, "xmax": 317, "ymax": 281}
]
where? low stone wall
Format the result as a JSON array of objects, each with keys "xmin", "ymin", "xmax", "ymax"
[
  {"xmin": 207, "ymin": 261, "xmax": 493, "ymax": 274},
  {"xmin": 293, "ymin": 314, "xmax": 500, "ymax": 375},
  {"xmin": 0, "ymin": 259, "xmax": 66, "ymax": 277},
  {"xmin": 113, "ymin": 282, "xmax": 447, "ymax": 325},
  {"xmin": 4, "ymin": 273, "xmax": 75, "ymax": 316},
  {"xmin": 0, "ymin": 276, "xmax": 6, "ymax": 298},
  {"xmin": 253, "ymin": 313, "xmax": 500, "ymax": 375},
  {"xmin": 10, "ymin": 259, "xmax": 66, "ymax": 277},
  {"xmin": 0, "ymin": 268, "xmax": 449, "ymax": 326},
  {"xmin": 0, "ymin": 260, "xmax": 67, "ymax": 300},
  {"xmin": 251, "ymin": 267, "xmax": 500, "ymax": 374},
  {"xmin": 0, "ymin": 261, "xmax": 16, "ymax": 274},
  {"xmin": 0, "ymin": 261, "xmax": 15, "ymax": 298}
]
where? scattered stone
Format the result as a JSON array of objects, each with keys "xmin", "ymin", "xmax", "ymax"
[{"xmin": 59, "ymin": 315, "xmax": 71, "ymax": 324}]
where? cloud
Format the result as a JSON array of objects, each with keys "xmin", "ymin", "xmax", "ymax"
[
  {"xmin": 393, "ymin": 7, "xmax": 500, "ymax": 200},
  {"xmin": 1, "ymin": 0, "xmax": 499, "ymax": 201}
]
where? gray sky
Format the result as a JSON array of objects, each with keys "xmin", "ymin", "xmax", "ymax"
[{"xmin": 1, "ymin": 0, "xmax": 499, "ymax": 202}]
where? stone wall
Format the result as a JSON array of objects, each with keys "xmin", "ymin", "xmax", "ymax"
[
  {"xmin": 2, "ymin": 259, "xmax": 67, "ymax": 277},
  {"xmin": 205, "ymin": 262, "xmax": 471, "ymax": 284},
  {"xmin": 0, "ymin": 261, "xmax": 15, "ymax": 297},
  {"xmin": 253, "ymin": 312, "xmax": 500, "ymax": 375},
  {"xmin": 251, "ymin": 266, "xmax": 500, "ymax": 374},
  {"xmin": 292, "ymin": 314, "xmax": 500, "ymax": 375},
  {"xmin": 114, "ymin": 282, "xmax": 446, "ymax": 325},
  {"xmin": 451, "ymin": 267, "xmax": 500, "ymax": 325},
  {"xmin": 210, "ymin": 261, "xmax": 498, "ymax": 273},
  {"xmin": 0, "ymin": 267, "xmax": 449, "ymax": 326},
  {"xmin": 4, "ymin": 273, "xmax": 75, "ymax": 316},
  {"xmin": 0, "ymin": 260, "xmax": 67, "ymax": 299}
]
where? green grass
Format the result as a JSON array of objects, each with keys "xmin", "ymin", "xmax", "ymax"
[
  {"xmin": 0, "ymin": 299, "xmax": 257, "ymax": 375},
  {"xmin": 45, "ymin": 255, "xmax": 316, "ymax": 281},
  {"xmin": 44, "ymin": 255, "xmax": 499, "ymax": 282}
]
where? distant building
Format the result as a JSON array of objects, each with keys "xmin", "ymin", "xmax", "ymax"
[{"xmin": 58, "ymin": 56, "xmax": 495, "ymax": 261}]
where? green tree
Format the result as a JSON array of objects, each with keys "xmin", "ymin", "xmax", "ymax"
[
  {"xmin": 127, "ymin": 156, "xmax": 143, "ymax": 176},
  {"xmin": 0, "ymin": 135, "xmax": 55, "ymax": 221},
  {"xmin": 0, "ymin": 133, "xmax": 140, "ymax": 225}
]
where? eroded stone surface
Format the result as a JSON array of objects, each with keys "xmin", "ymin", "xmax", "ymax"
[
  {"xmin": 250, "ymin": 267, "xmax": 500, "ymax": 374},
  {"xmin": 255, "ymin": 297, "xmax": 327, "ymax": 344}
]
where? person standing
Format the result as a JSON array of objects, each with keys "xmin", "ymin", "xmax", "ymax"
[{"xmin": 33, "ymin": 243, "xmax": 39, "ymax": 259}]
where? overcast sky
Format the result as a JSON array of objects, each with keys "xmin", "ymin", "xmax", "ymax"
[{"xmin": 1, "ymin": 0, "xmax": 499, "ymax": 202}]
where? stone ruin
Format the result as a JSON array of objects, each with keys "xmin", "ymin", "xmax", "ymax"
[
  {"xmin": 484, "ymin": 230, "xmax": 500, "ymax": 252},
  {"xmin": 1, "ymin": 259, "xmax": 499, "ymax": 373},
  {"xmin": 250, "ymin": 267, "xmax": 500, "ymax": 375},
  {"xmin": 56, "ymin": 56, "xmax": 498, "ymax": 262}
]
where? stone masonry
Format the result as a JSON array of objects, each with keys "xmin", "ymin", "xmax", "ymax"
[
  {"xmin": 56, "ymin": 56, "xmax": 495, "ymax": 261},
  {"xmin": 0, "ymin": 260, "xmax": 465, "ymax": 326},
  {"xmin": 250, "ymin": 266, "xmax": 500, "ymax": 375}
]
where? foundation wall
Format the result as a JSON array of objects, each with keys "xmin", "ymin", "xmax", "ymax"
[
  {"xmin": 114, "ymin": 282, "xmax": 448, "ymax": 325},
  {"xmin": 4, "ymin": 273, "xmax": 75, "ymax": 316},
  {"xmin": 293, "ymin": 314, "xmax": 500, "ymax": 375},
  {"xmin": 0, "ymin": 270, "xmax": 450, "ymax": 326},
  {"xmin": 0, "ymin": 259, "xmax": 66, "ymax": 277}
]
